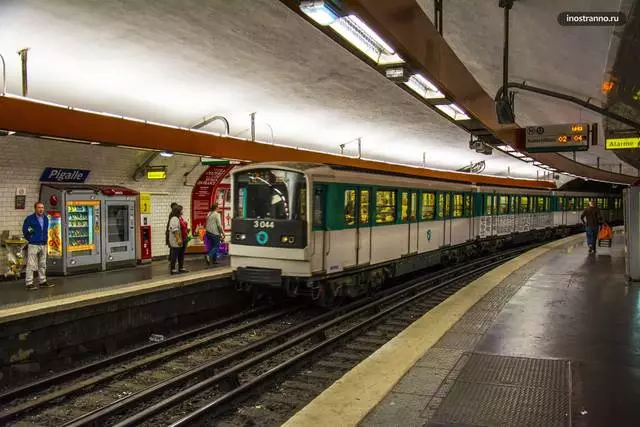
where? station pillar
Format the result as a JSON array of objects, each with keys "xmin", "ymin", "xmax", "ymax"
[{"xmin": 623, "ymin": 186, "xmax": 640, "ymax": 281}]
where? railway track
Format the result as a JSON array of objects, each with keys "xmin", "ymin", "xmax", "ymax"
[
  {"xmin": 0, "ymin": 242, "xmax": 537, "ymax": 427},
  {"xmin": 0, "ymin": 303, "xmax": 313, "ymax": 425}
]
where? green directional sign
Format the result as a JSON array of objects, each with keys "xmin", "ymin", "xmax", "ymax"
[{"xmin": 605, "ymin": 137, "xmax": 640, "ymax": 150}]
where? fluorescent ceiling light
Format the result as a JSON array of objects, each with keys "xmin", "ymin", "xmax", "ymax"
[
  {"xmin": 435, "ymin": 103, "xmax": 470, "ymax": 120},
  {"xmin": 330, "ymin": 15, "xmax": 404, "ymax": 65},
  {"xmin": 496, "ymin": 144, "xmax": 513, "ymax": 152},
  {"xmin": 300, "ymin": 1, "xmax": 341, "ymax": 26},
  {"xmin": 533, "ymin": 161, "xmax": 542, "ymax": 166},
  {"xmin": 160, "ymin": 151, "xmax": 174, "ymax": 157},
  {"xmin": 511, "ymin": 152, "xmax": 525, "ymax": 158},
  {"xmin": 521, "ymin": 157, "xmax": 534, "ymax": 162},
  {"xmin": 404, "ymin": 74, "xmax": 444, "ymax": 99}
]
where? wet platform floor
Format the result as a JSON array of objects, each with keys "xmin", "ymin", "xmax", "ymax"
[
  {"xmin": 0, "ymin": 254, "xmax": 229, "ymax": 310},
  {"xmin": 363, "ymin": 235, "xmax": 640, "ymax": 426}
]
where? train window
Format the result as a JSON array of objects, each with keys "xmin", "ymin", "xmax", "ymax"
[
  {"xmin": 558, "ymin": 197, "xmax": 564, "ymax": 211},
  {"xmin": 519, "ymin": 196, "xmax": 529, "ymax": 213},
  {"xmin": 464, "ymin": 194, "xmax": 472, "ymax": 217},
  {"xmin": 485, "ymin": 195, "xmax": 495, "ymax": 215},
  {"xmin": 410, "ymin": 192, "xmax": 417, "ymax": 221},
  {"xmin": 603, "ymin": 198, "xmax": 609, "ymax": 209},
  {"xmin": 438, "ymin": 193, "xmax": 451, "ymax": 219},
  {"xmin": 453, "ymin": 194, "xmax": 463, "ymax": 218},
  {"xmin": 376, "ymin": 190, "xmax": 396, "ymax": 224},
  {"xmin": 499, "ymin": 195, "xmax": 509, "ymax": 215},
  {"xmin": 421, "ymin": 192, "xmax": 435, "ymax": 220},
  {"xmin": 234, "ymin": 168, "xmax": 306, "ymax": 220},
  {"xmin": 536, "ymin": 197, "xmax": 545, "ymax": 213},
  {"xmin": 510, "ymin": 196, "xmax": 516, "ymax": 214},
  {"xmin": 545, "ymin": 197, "xmax": 550, "ymax": 212},
  {"xmin": 360, "ymin": 189, "xmax": 370, "ymax": 225},
  {"xmin": 401, "ymin": 192, "xmax": 410, "ymax": 221},
  {"xmin": 583, "ymin": 198, "xmax": 590, "ymax": 209},
  {"xmin": 344, "ymin": 190, "xmax": 356, "ymax": 226},
  {"xmin": 312, "ymin": 186, "xmax": 324, "ymax": 228}
]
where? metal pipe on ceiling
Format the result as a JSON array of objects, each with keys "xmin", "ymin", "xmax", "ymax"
[
  {"xmin": 192, "ymin": 115, "xmax": 230, "ymax": 134},
  {"xmin": 17, "ymin": 48, "xmax": 29, "ymax": 97},
  {"xmin": 0, "ymin": 54, "xmax": 6, "ymax": 95},
  {"xmin": 497, "ymin": 81, "xmax": 640, "ymax": 131}
]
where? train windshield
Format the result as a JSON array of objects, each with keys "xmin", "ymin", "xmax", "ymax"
[{"xmin": 234, "ymin": 169, "xmax": 307, "ymax": 221}]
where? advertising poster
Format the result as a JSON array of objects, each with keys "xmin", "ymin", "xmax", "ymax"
[
  {"xmin": 191, "ymin": 165, "xmax": 234, "ymax": 235},
  {"xmin": 47, "ymin": 211, "xmax": 62, "ymax": 257}
]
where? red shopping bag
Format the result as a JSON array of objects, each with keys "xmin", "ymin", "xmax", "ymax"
[{"xmin": 598, "ymin": 223, "xmax": 612, "ymax": 241}]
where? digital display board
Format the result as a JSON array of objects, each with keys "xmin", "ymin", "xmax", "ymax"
[{"xmin": 525, "ymin": 123, "xmax": 590, "ymax": 153}]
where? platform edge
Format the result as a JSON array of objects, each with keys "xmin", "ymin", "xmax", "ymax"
[{"xmin": 282, "ymin": 234, "xmax": 586, "ymax": 427}]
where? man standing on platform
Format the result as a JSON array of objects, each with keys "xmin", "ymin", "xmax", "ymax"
[
  {"xmin": 581, "ymin": 200, "xmax": 602, "ymax": 253},
  {"xmin": 205, "ymin": 203, "xmax": 225, "ymax": 264},
  {"xmin": 22, "ymin": 201, "xmax": 53, "ymax": 290}
]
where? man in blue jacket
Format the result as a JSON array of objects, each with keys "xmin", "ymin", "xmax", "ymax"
[{"xmin": 23, "ymin": 201, "xmax": 53, "ymax": 290}]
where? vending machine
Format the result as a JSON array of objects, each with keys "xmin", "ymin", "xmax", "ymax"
[{"xmin": 40, "ymin": 184, "xmax": 139, "ymax": 275}]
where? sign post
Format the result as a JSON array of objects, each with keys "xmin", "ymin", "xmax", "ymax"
[{"xmin": 525, "ymin": 123, "xmax": 590, "ymax": 153}]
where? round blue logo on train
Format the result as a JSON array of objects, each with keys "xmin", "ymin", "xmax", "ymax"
[{"xmin": 256, "ymin": 231, "xmax": 269, "ymax": 245}]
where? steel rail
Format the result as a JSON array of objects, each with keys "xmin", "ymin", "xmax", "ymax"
[
  {"xmin": 170, "ymin": 258, "xmax": 511, "ymax": 426},
  {"xmin": 0, "ymin": 305, "xmax": 300, "ymax": 422},
  {"xmin": 112, "ymin": 250, "xmax": 529, "ymax": 427}
]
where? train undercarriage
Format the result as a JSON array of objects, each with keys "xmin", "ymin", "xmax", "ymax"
[{"xmin": 234, "ymin": 223, "xmax": 596, "ymax": 307}]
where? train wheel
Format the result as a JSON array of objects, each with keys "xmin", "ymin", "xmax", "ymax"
[{"xmin": 318, "ymin": 283, "xmax": 336, "ymax": 308}]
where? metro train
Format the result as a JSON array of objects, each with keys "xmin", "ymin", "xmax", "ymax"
[{"xmin": 228, "ymin": 162, "xmax": 623, "ymax": 305}]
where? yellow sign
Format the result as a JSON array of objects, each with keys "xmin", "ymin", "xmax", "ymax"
[
  {"xmin": 147, "ymin": 170, "xmax": 167, "ymax": 180},
  {"xmin": 68, "ymin": 244, "xmax": 96, "ymax": 252},
  {"xmin": 605, "ymin": 137, "xmax": 640, "ymax": 150},
  {"xmin": 66, "ymin": 200, "xmax": 100, "ymax": 206},
  {"xmin": 140, "ymin": 192, "xmax": 151, "ymax": 214}
]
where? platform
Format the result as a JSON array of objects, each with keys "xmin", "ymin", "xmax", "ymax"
[
  {"xmin": 284, "ymin": 230, "xmax": 639, "ymax": 427},
  {"xmin": 0, "ymin": 256, "xmax": 231, "ymax": 324}
]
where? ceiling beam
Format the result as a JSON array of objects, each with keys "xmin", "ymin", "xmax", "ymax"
[
  {"xmin": 0, "ymin": 95, "xmax": 555, "ymax": 189},
  {"xmin": 343, "ymin": 0, "xmax": 636, "ymax": 184}
]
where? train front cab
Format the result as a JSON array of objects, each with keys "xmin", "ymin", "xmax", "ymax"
[{"xmin": 229, "ymin": 165, "xmax": 313, "ymax": 296}]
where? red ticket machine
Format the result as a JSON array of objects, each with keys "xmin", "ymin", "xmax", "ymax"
[{"xmin": 140, "ymin": 224, "xmax": 152, "ymax": 263}]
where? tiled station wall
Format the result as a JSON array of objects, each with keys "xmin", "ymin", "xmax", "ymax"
[{"xmin": 0, "ymin": 135, "xmax": 208, "ymax": 260}]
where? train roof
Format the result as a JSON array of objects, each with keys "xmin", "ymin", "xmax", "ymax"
[{"xmin": 231, "ymin": 161, "xmax": 556, "ymax": 191}]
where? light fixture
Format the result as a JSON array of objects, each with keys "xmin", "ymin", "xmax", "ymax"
[
  {"xmin": 404, "ymin": 74, "xmax": 444, "ymax": 99},
  {"xmin": 385, "ymin": 66, "xmax": 411, "ymax": 83},
  {"xmin": 300, "ymin": 0, "xmax": 342, "ymax": 26},
  {"xmin": 160, "ymin": 151, "xmax": 174, "ymax": 158},
  {"xmin": 90, "ymin": 141, "xmax": 101, "ymax": 145},
  {"xmin": 533, "ymin": 161, "xmax": 542, "ymax": 166},
  {"xmin": 435, "ymin": 103, "xmax": 470, "ymax": 120},
  {"xmin": 146, "ymin": 166, "xmax": 167, "ymax": 180},
  {"xmin": 330, "ymin": 15, "xmax": 404, "ymax": 64},
  {"xmin": 496, "ymin": 144, "xmax": 515, "ymax": 152},
  {"xmin": 521, "ymin": 156, "xmax": 534, "ymax": 162},
  {"xmin": 511, "ymin": 152, "xmax": 525, "ymax": 158}
]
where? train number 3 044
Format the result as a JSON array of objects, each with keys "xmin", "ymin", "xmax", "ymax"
[{"xmin": 253, "ymin": 220, "xmax": 275, "ymax": 229}]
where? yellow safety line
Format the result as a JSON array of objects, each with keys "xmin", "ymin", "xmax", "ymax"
[
  {"xmin": 283, "ymin": 233, "xmax": 587, "ymax": 427},
  {"xmin": 0, "ymin": 268, "xmax": 232, "ymax": 324}
]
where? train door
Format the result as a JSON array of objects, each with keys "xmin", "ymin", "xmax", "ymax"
[
  {"xmin": 408, "ymin": 191, "xmax": 418, "ymax": 254},
  {"xmin": 357, "ymin": 187, "xmax": 371, "ymax": 265},
  {"xmin": 441, "ymin": 192, "xmax": 452, "ymax": 246},
  {"xmin": 311, "ymin": 185, "xmax": 325, "ymax": 273}
]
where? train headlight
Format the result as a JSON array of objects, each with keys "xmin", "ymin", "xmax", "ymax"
[
  {"xmin": 235, "ymin": 233, "xmax": 246, "ymax": 240},
  {"xmin": 281, "ymin": 235, "xmax": 289, "ymax": 243}
]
